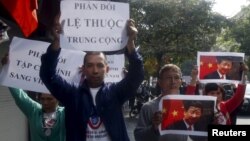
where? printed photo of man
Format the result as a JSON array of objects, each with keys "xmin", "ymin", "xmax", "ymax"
[
  {"xmin": 204, "ymin": 56, "xmax": 233, "ymax": 80},
  {"xmin": 198, "ymin": 52, "xmax": 245, "ymax": 82},
  {"xmin": 165, "ymin": 100, "xmax": 206, "ymax": 132}
]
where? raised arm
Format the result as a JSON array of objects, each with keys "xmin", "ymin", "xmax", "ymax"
[
  {"xmin": 224, "ymin": 63, "xmax": 248, "ymax": 113},
  {"xmin": 39, "ymin": 13, "xmax": 77, "ymax": 106},
  {"xmin": 126, "ymin": 19, "xmax": 138, "ymax": 54},
  {"xmin": 111, "ymin": 19, "xmax": 144, "ymax": 104},
  {"xmin": 186, "ymin": 65, "xmax": 198, "ymax": 95},
  {"xmin": 9, "ymin": 88, "xmax": 41, "ymax": 118},
  {"xmin": 1, "ymin": 53, "xmax": 40, "ymax": 118},
  {"xmin": 50, "ymin": 12, "xmax": 61, "ymax": 51}
]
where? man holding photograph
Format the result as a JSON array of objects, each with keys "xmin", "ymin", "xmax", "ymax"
[{"xmin": 134, "ymin": 64, "xmax": 200, "ymax": 141}]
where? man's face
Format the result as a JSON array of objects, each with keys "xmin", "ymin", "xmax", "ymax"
[
  {"xmin": 158, "ymin": 70, "xmax": 182, "ymax": 94},
  {"xmin": 184, "ymin": 106, "xmax": 202, "ymax": 125},
  {"xmin": 83, "ymin": 53, "xmax": 109, "ymax": 88},
  {"xmin": 40, "ymin": 94, "xmax": 58, "ymax": 113},
  {"xmin": 217, "ymin": 60, "xmax": 232, "ymax": 75}
]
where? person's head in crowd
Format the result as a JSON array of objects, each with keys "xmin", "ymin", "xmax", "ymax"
[
  {"xmin": 216, "ymin": 56, "xmax": 233, "ymax": 76},
  {"xmin": 82, "ymin": 51, "xmax": 109, "ymax": 88},
  {"xmin": 39, "ymin": 93, "xmax": 59, "ymax": 113},
  {"xmin": 0, "ymin": 53, "xmax": 59, "ymax": 114},
  {"xmin": 183, "ymin": 100, "xmax": 203, "ymax": 126},
  {"xmin": 158, "ymin": 64, "xmax": 182, "ymax": 95},
  {"xmin": 204, "ymin": 83, "xmax": 225, "ymax": 104}
]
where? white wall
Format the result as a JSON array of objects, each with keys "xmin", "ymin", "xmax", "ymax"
[
  {"xmin": 0, "ymin": 86, "xmax": 28, "ymax": 141},
  {"xmin": 0, "ymin": 17, "xmax": 28, "ymax": 141}
]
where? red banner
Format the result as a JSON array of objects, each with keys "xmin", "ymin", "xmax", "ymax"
[
  {"xmin": 199, "ymin": 56, "xmax": 217, "ymax": 79},
  {"xmin": 161, "ymin": 99, "xmax": 184, "ymax": 129},
  {"xmin": 0, "ymin": 0, "xmax": 38, "ymax": 37}
]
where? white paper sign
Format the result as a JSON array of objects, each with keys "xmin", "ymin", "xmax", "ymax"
[
  {"xmin": 60, "ymin": 0, "xmax": 129, "ymax": 51},
  {"xmin": 0, "ymin": 37, "xmax": 84, "ymax": 93},
  {"xmin": 0, "ymin": 37, "xmax": 125, "ymax": 93},
  {"xmin": 105, "ymin": 54, "xmax": 125, "ymax": 83}
]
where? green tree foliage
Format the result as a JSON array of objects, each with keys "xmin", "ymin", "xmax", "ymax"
[
  {"xmin": 130, "ymin": 0, "xmax": 228, "ymax": 76},
  {"xmin": 228, "ymin": 6, "xmax": 250, "ymax": 74},
  {"xmin": 213, "ymin": 27, "xmax": 240, "ymax": 52},
  {"xmin": 230, "ymin": 6, "xmax": 250, "ymax": 55}
]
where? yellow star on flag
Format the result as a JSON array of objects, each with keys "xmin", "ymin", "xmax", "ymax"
[
  {"xmin": 208, "ymin": 63, "xmax": 213, "ymax": 68},
  {"xmin": 172, "ymin": 110, "xmax": 178, "ymax": 117}
]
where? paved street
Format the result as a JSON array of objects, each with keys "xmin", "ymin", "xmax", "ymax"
[
  {"xmin": 236, "ymin": 115, "xmax": 250, "ymax": 125},
  {"xmin": 123, "ymin": 105, "xmax": 137, "ymax": 141},
  {"xmin": 125, "ymin": 115, "xmax": 137, "ymax": 141}
]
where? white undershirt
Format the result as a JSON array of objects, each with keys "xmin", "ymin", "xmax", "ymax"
[
  {"xmin": 87, "ymin": 87, "xmax": 111, "ymax": 141},
  {"xmin": 90, "ymin": 87, "xmax": 100, "ymax": 105}
]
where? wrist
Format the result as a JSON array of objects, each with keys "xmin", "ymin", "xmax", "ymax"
[
  {"xmin": 126, "ymin": 40, "xmax": 135, "ymax": 54},
  {"xmin": 51, "ymin": 40, "xmax": 60, "ymax": 51}
]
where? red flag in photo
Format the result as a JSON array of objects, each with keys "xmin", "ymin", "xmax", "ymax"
[
  {"xmin": 0, "ymin": 0, "xmax": 38, "ymax": 37},
  {"xmin": 161, "ymin": 99, "xmax": 184, "ymax": 130},
  {"xmin": 199, "ymin": 56, "xmax": 217, "ymax": 79}
]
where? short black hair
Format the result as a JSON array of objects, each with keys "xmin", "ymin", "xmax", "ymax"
[
  {"xmin": 204, "ymin": 83, "xmax": 225, "ymax": 99},
  {"xmin": 183, "ymin": 100, "xmax": 203, "ymax": 113},
  {"xmin": 83, "ymin": 51, "xmax": 107, "ymax": 65},
  {"xmin": 216, "ymin": 56, "xmax": 233, "ymax": 64}
]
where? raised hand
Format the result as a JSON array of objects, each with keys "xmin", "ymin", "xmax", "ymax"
[
  {"xmin": 126, "ymin": 19, "xmax": 138, "ymax": 54},
  {"xmin": 152, "ymin": 111, "xmax": 162, "ymax": 130},
  {"xmin": 240, "ymin": 63, "xmax": 249, "ymax": 84},
  {"xmin": 1, "ymin": 53, "xmax": 9, "ymax": 66},
  {"xmin": 50, "ymin": 13, "xmax": 65, "ymax": 51}
]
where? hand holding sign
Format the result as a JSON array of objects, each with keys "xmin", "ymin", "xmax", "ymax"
[
  {"xmin": 51, "ymin": 13, "xmax": 65, "ymax": 51},
  {"xmin": 240, "ymin": 63, "xmax": 249, "ymax": 84},
  {"xmin": 152, "ymin": 111, "xmax": 163, "ymax": 130},
  {"xmin": 1, "ymin": 53, "xmax": 9, "ymax": 66},
  {"xmin": 126, "ymin": 19, "xmax": 138, "ymax": 54}
]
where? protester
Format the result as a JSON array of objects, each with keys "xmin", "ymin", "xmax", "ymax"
[
  {"xmin": 134, "ymin": 64, "xmax": 198, "ymax": 141},
  {"xmin": 10, "ymin": 89, "xmax": 65, "ymax": 141},
  {"xmin": 204, "ymin": 82, "xmax": 246, "ymax": 125},
  {"xmin": 39, "ymin": 13, "xmax": 144, "ymax": 141},
  {"xmin": 200, "ymin": 63, "xmax": 248, "ymax": 125},
  {"xmin": 1, "ymin": 54, "xmax": 65, "ymax": 141}
]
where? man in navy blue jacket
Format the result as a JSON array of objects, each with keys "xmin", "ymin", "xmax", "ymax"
[{"xmin": 39, "ymin": 14, "xmax": 144, "ymax": 141}]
